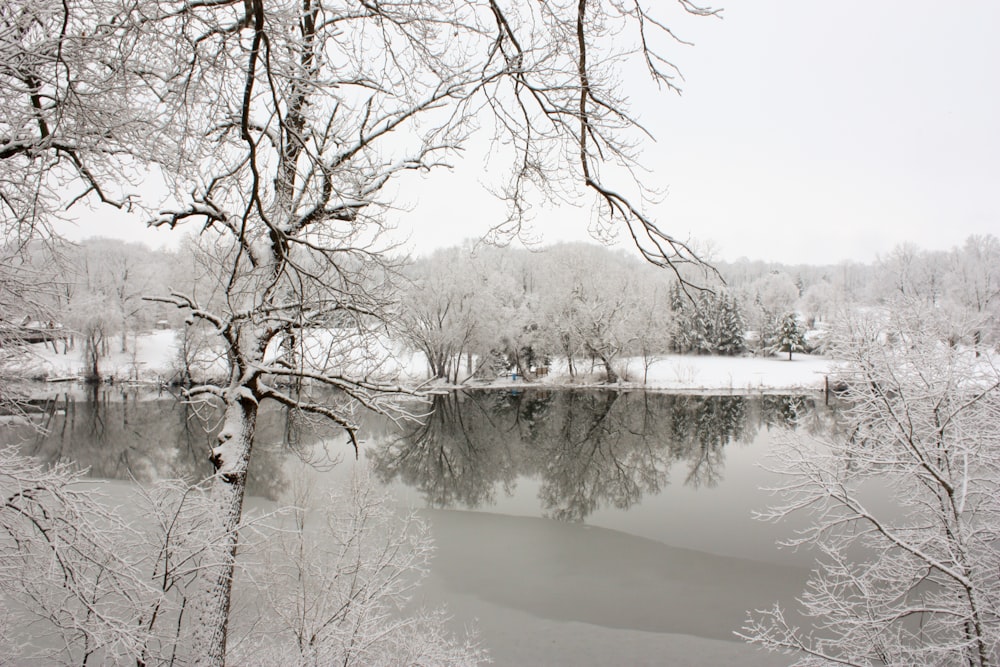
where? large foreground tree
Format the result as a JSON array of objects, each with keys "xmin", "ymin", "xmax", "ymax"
[{"xmin": 5, "ymin": 0, "xmax": 719, "ymax": 662}]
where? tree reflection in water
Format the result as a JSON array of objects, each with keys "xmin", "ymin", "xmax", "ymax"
[
  {"xmin": 368, "ymin": 391, "xmax": 525, "ymax": 509},
  {"xmin": 11, "ymin": 387, "xmax": 835, "ymax": 515},
  {"xmin": 16, "ymin": 387, "xmax": 298, "ymax": 501},
  {"xmin": 371, "ymin": 390, "xmax": 831, "ymax": 522}
]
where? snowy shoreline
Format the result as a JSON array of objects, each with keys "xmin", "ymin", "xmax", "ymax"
[
  {"xmin": 9, "ymin": 329, "xmax": 838, "ymax": 398},
  {"xmin": 423, "ymin": 352, "xmax": 836, "ymax": 395}
]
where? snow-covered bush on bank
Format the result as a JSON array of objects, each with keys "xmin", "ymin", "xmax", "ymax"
[{"xmin": 0, "ymin": 449, "xmax": 160, "ymax": 663}]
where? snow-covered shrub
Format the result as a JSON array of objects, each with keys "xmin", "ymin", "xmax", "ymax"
[
  {"xmin": 0, "ymin": 451, "xmax": 485, "ymax": 666},
  {"xmin": 231, "ymin": 469, "xmax": 485, "ymax": 666},
  {"xmin": 742, "ymin": 309, "xmax": 1000, "ymax": 665}
]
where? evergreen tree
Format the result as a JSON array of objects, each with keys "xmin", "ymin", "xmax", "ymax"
[
  {"xmin": 768, "ymin": 311, "xmax": 807, "ymax": 360},
  {"xmin": 668, "ymin": 282, "xmax": 699, "ymax": 354},
  {"xmin": 714, "ymin": 293, "xmax": 748, "ymax": 356},
  {"xmin": 668, "ymin": 285, "xmax": 747, "ymax": 356}
]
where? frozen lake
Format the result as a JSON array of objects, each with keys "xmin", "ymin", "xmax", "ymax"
[{"xmin": 14, "ymin": 386, "xmax": 839, "ymax": 665}]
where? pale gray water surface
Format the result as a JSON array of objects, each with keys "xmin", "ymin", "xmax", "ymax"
[{"xmin": 12, "ymin": 387, "xmax": 836, "ymax": 665}]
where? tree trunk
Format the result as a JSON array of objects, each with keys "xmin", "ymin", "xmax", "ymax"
[
  {"xmin": 84, "ymin": 331, "xmax": 101, "ymax": 383},
  {"xmin": 585, "ymin": 342, "xmax": 617, "ymax": 383},
  {"xmin": 603, "ymin": 356, "xmax": 619, "ymax": 383},
  {"xmin": 190, "ymin": 393, "xmax": 258, "ymax": 666},
  {"xmin": 428, "ymin": 349, "xmax": 447, "ymax": 379}
]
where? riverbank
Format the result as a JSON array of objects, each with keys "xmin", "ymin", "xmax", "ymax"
[
  {"xmin": 454, "ymin": 352, "xmax": 834, "ymax": 394},
  {"xmin": 9, "ymin": 329, "xmax": 836, "ymax": 395}
]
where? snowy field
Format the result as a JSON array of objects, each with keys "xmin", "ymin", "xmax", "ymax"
[
  {"xmin": 12, "ymin": 329, "xmax": 836, "ymax": 394},
  {"xmin": 510, "ymin": 352, "xmax": 834, "ymax": 393},
  {"xmin": 10, "ymin": 330, "xmax": 181, "ymax": 383}
]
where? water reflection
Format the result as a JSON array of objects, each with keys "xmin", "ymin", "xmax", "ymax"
[
  {"xmin": 11, "ymin": 386, "xmax": 327, "ymax": 500},
  {"xmin": 8, "ymin": 387, "xmax": 836, "ymax": 515},
  {"xmin": 371, "ymin": 390, "xmax": 833, "ymax": 522},
  {"xmin": 22, "ymin": 386, "xmax": 209, "ymax": 480},
  {"xmin": 368, "ymin": 391, "xmax": 521, "ymax": 508},
  {"xmin": 3, "ymin": 386, "xmax": 838, "ymax": 664}
]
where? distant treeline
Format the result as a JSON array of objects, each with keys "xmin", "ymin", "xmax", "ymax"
[
  {"xmin": 5, "ymin": 234, "xmax": 998, "ymax": 383},
  {"xmin": 394, "ymin": 236, "xmax": 1000, "ymax": 381}
]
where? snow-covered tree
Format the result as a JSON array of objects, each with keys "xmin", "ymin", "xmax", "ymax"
[
  {"xmin": 398, "ymin": 248, "xmax": 483, "ymax": 382},
  {"xmin": 0, "ymin": 448, "xmax": 483, "ymax": 664},
  {"xmin": 711, "ymin": 291, "xmax": 748, "ymax": 356},
  {"xmin": 56, "ymin": 239, "xmax": 164, "ymax": 380},
  {"xmin": 797, "ymin": 279, "xmax": 842, "ymax": 329},
  {"xmin": 83, "ymin": 240, "xmax": 159, "ymax": 353},
  {"xmin": 0, "ymin": 240, "xmax": 62, "ymax": 415},
  {"xmin": 0, "ymin": 1, "xmax": 157, "ymax": 237},
  {"xmin": 230, "ymin": 469, "xmax": 485, "ymax": 665},
  {"xmin": 667, "ymin": 281, "xmax": 700, "ymax": 353},
  {"xmin": 767, "ymin": 311, "xmax": 807, "ymax": 361},
  {"xmin": 5, "ymin": 0, "xmax": 719, "ymax": 660},
  {"xmin": 669, "ymin": 283, "xmax": 746, "ymax": 356},
  {"xmin": 630, "ymin": 283, "xmax": 673, "ymax": 383},
  {"xmin": 0, "ymin": 448, "xmax": 159, "ymax": 663},
  {"xmin": 535, "ymin": 249, "xmax": 587, "ymax": 379},
  {"xmin": 568, "ymin": 267, "xmax": 637, "ymax": 383},
  {"xmin": 873, "ymin": 242, "xmax": 949, "ymax": 306},
  {"xmin": 484, "ymin": 253, "xmax": 548, "ymax": 380},
  {"xmin": 742, "ymin": 307, "xmax": 1000, "ymax": 666},
  {"xmin": 943, "ymin": 234, "xmax": 1000, "ymax": 351},
  {"xmin": 536, "ymin": 245, "xmax": 642, "ymax": 383},
  {"xmin": 749, "ymin": 271, "xmax": 800, "ymax": 315}
]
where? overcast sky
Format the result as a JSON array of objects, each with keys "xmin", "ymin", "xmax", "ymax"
[{"xmin": 67, "ymin": 1, "xmax": 999, "ymax": 266}]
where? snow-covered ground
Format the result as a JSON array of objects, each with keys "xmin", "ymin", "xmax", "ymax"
[
  {"xmin": 11, "ymin": 329, "xmax": 836, "ymax": 394},
  {"xmin": 11, "ymin": 330, "xmax": 181, "ymax": 383},
  {"xmin": 504, "ymin": 353, "xmax": 834, "ymax": 393}
]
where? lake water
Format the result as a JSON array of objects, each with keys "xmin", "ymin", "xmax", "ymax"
[{"xmin": 12, "ymin": 386, "xmax": 839, "ymax": 665}]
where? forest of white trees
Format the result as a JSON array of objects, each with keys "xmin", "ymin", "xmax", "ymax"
[{"xmin": 8, "ymin": 233, "xmax": 997, "ymax": 386}]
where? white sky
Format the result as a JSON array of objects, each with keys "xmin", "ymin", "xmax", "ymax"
[{"xmin": 65, "ymin": 1, "xmax": 1000, "ymax": 266}]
